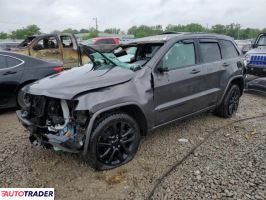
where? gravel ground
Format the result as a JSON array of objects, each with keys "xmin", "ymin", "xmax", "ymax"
[{"xmin": 0, "ymin": 93, "xmax": 265, "ymax": 200}]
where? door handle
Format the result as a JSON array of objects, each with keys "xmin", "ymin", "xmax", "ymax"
[
  {"xmin": 222, "ymin": 62, "xmax": 230, "ymax": 67},
  {"xmin": 190, "ymin": 69, "xmax": 201, "ymax": 74},
  {"xmin": 3, "ymin": 71, "xmax": 17, "ymax": 75}
]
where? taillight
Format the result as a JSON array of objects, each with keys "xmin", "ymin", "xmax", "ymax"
[{"xmin": 53, "ymin": 66, "xmax": 64, "ymax": 73}]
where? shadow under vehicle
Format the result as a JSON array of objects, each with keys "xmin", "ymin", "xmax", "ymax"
[{"xmin": 16, "ymin": 33, "xmax": 246, "ymax": 170}]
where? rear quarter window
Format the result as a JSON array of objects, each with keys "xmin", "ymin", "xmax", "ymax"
[
  {"xmin": 199, "ymin": 42, "xmax": 221, "ymax": 63},
  {"xmin": 220, "ymin": 40, "xmax": 239, "ymax": 59},
  {"xmin": 6, "ymin": 56, "xmax": 22, "ymax": 68},
  {"xmin": 0, "ymin": 55, "xmax": 7, "ymax": 69},
  {"xmin": 96, "ymin": 39, "xmax": 115, "ymax": 45}
]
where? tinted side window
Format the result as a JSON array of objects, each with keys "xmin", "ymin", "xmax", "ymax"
[
  {"xmin": 6, "ymin": 57, "xmax": 22, "ymax": 67},
  {"xmin": 0, "ymin": 55, "xmax": 7, "ymax": 69},
  {"xmin": 34, "ymin": 36, "xmax": 58, "ymax": 50},
  {"xmin": 162, "ymin": 42, "xmax": 196, "ymax": 70},
  {"xmin": 220, "ymin": 40, "xmax": 239, "ymax": 59},
  {"xmin": 106, "ymin": 39, "xmax": 115, "ymax": 44},
  {"xmin": 96, "ymin": 39, "xmax": 115, "ymax": 45},
  {"xmin": 199, "ymin": 42, "xmax": 221, "ymax": 63}
]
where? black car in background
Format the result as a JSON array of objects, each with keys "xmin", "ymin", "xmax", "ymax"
[{"xmin": 0, "ymin": 51, "xmax": 64, "ymax": 109}]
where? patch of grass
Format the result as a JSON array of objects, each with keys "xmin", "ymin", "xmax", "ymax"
[{"xmin": 103, "ymin": 169, "xmax": 127, "ymax": 185}]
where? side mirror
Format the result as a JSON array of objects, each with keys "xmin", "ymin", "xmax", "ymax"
[
  {"xmin": 157, "ymin": 66, "xmax": 169, "ymax": 73},
  {"xmin": 251, "ymin": 43, "xmax": 257, "ymax": 49},
  {"xmin": 157, "ymin": 60, "xmax": 169, "ymax": 73}
]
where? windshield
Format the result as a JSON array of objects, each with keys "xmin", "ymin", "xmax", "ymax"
[
  {"xmin": 257, "ymin": 35, "xmax": 266, "ymax": 46},
  {"xmin": 91, "ymin": 52, "xmax": 141, "ymax": 71},
  {"xmin": 82, "ymin": 43, "xmax": 163, "ymax": 71},
  {"xmin": 113, "ymin": 43, "xmax": 163, "ymax": 66}
]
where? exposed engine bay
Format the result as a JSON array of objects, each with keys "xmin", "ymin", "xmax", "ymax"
[{"xmin": 18, "ymin": 94, "xmax": 89, "ymax": 153}]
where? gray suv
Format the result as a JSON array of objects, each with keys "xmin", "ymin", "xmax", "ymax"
[{"xmin": 17, "ymin": 33, "xmax": 245, "ymax": 170}]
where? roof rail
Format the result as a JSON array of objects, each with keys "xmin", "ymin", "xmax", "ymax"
[{"xmin": 161, "ymin": 32, "xmax": 214, "ymax": 35}]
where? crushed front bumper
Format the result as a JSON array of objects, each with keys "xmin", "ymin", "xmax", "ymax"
[{"xmin": 16, "ymin": 110, "xmax": 81, "ymax": 153}]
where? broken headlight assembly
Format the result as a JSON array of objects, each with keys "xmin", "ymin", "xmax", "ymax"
[{"xmin": 24, "ymin": 96, "xmax": 90, "ymax": 153}]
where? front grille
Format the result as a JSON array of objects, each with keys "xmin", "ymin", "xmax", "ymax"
[{"xmin": 250, "ymin": 55, "xmax": 266, "ymax": 66}]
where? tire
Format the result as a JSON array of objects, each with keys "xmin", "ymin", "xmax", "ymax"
[
  {"xmin": 86, "ymin": 113, "xmax": 141, "ymax": 170},
  {"xmin": 214, "ymin": 84, "xmax": 241, "ymax": 118}
]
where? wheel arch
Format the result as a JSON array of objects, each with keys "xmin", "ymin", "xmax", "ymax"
[
  {"xmin": 230, "ymin": 77, "xmax": 245, "ymax": 95},
  {"xmin": 17, "ymin": 79, "xmax": 37, "ymax": 93},
  {"xmin": 219, "ymin": 75, "xmax": 245, "ymax": 105},
  {"xmin": 82, "ymin": 102, "xmax": 148, "ymax": 156},
  {"xmin": 16, "ymin": 79, "xmax": 37, "ymax": 105}
]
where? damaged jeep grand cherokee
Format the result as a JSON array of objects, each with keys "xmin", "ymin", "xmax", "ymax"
[{"xmin": 17, "ymin": 33, "xmax": 245, "ymax": 170}]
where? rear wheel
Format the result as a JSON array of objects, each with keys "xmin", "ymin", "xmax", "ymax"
[
  {"xmin": 215, "ymin": 85, "xmax": 241, "ymax": 118},
  {"xmin": 86, "ymin": 113, "xmax": 141, "ymax": 170}
]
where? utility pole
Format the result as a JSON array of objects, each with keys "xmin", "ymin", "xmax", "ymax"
[
  {"xmin": 237, "ymin": 24, "xmax": 241, "ymax": 40},
  {"xmin": 93, "ymin": 17, "xmax": 98, "ymax": 33}
]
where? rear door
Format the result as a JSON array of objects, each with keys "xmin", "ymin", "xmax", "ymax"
[
  {"xmin": 153, "ymin": 39, "xmax": 206, "ymax": 125},
  {"xmin": 197, "ymin": 39, "xmax": 224, "ymax": 105},
  {"xmin": 0, "ymin": 54, "xmax": 24, "ymax": 107},
  {"xmin": 219, "ymin": 39, "xmax": 242, "ymax": 90}
]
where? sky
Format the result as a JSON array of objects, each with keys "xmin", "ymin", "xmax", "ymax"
[{"xmin": 0, "ymin": 0, "xmax": 266, "ymax": 33}]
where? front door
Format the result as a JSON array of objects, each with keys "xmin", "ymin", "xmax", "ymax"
[
  {"xmin": 0, "ymin": 54, "xmax": 24, "ymax": 107},
  {"xmin": 153, "ymin": 40, "xmax": 206, "ymax": 125},
  {"xmin": 60, "ymin": 34, "xmax": 79, "ymax": 68}
]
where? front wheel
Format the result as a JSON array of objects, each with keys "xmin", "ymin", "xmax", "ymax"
[
  {"xmin": 86, "ymin": 113, "xmax": 141, "ymax": 170},
  {"xmin": 214, "ymin": 85, "xmax": 241, "ymax": 118}
]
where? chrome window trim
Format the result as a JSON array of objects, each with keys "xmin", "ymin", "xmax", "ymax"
[{"xmin": 0, "ymin": 53, "xmax": 25, "ymax": 71}]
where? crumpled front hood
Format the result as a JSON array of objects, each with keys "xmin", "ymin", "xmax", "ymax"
[
  {"xmin": 25, "ymin": 65, "xmax": 134, "ymax": 99},
  {"xmin": 247, "ymin": 46, "xmax": 266, "ymax": 55}
]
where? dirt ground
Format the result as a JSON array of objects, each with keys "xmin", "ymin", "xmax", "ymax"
[{"xmin": 0, "ymin": 93, "xmax": 265, "ymax": 200}]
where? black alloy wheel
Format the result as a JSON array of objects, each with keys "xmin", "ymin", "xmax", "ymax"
[
  {"xmin": 87, "ymin": 113, "xmax": 140, "ymax": 170},
  {"xmin": 228, "ymin": 87, "xmax": 240, "ymax": 115},
  {"xmin": 214, "ymin": 84, "xmax": 241, "ymax": 118}
]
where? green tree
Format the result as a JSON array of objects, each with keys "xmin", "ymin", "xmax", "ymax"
[
  {"xmin": 10, "ymin": 24, "xmax": 41, "ymax": 39},
  {"xmin": 83, "ymin": 28, "xmax": 98, "ymax": 40},
  {"xmin": 104, "ymin": 28, "xmax": 121, "ymax": 34},
  {"xmin": 165, "ymin": 23, "xmax": 206, "ymax": 33},
  {"xmin": 79, "ymin": 28, "xmax": 89, "ymax": 33},
  {"xmin": 0, "ymin": 32, "xmax": 8, "ymax": 39},
  {"xmin": 62, "ymin": 28, "xmax": 79, "ymax": 34},
  {"xmin": 128, "ymin": 25, "xmax": 163, "ymax": 38},
  {"xmin": 211, "ymin": 24, "xmax": 227, "ymax": 34}
]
